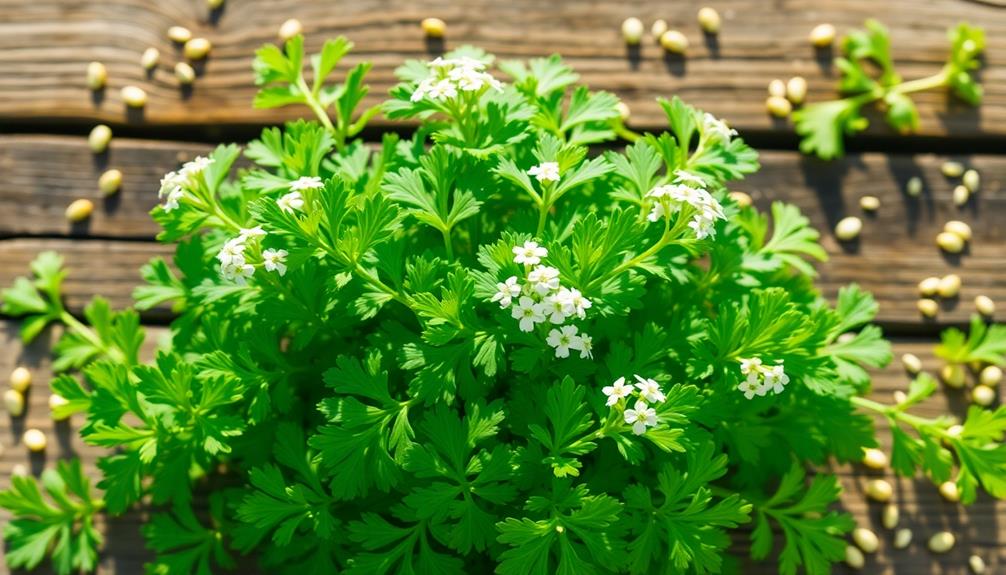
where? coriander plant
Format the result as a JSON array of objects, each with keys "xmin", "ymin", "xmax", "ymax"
[{"xmin": 3, "ymin": 33, "xmax": 1006, "ymax": 575}]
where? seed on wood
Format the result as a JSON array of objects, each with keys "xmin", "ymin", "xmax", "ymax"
[
  {"xmin": 882, "ymin": 504, "xmax": 899, "ymax": 530},
  {"xmin": 697, "ymin": 7, "xmax": 721, "ymax": 34},
  {"xmin": 906, "ymin": 176, "xmax": 923, "ymax": 197},
  {"xmin": 651, "ymin": 19, "xmax": 668, "ymax": 39},
  {"xmin": 10, "ymin": 367, "xmax": 31, "ymax": 392},
  {"xmin": 972, "ymin": 385, "xmax": 995, "ymax": 406},
  {"xmin": 729, "ymin": 191, "xmax": 753, "ymax": 208},
  {"xmin": 768, "ymin": 79, "xmax": 786, "ymax": 98},
  {"xmin": 98, "ymin": 169, "xmax": 122, "ymax": 196},
  {"xmin": 660, "ymin": 30, "xmax": 689, "ymax": 53},
  {"xmin": 953, "ymin": 185, "xmax": 970, "ymax": 207},
  {"xmin": 184, "ymin": 38, "xmax": 212, "ymax": 60},
  {"xmin": 23, "ymin": 428, "xmax": 47, "ymax": 452},
  {"xmin": 942, "ymin": 161, "xmax": 964, "ymax": 178},
  {"xmin": 901, "ymin": 353, "xmax": 922, "ymax": 374},
  {"xmin": 121, "ymin": 85, "xmax": 148, "ymax": 108},
  {"xmin": 969, "ymin": 554, "xmax": 987, "ymax": 574},
  {"xmin": 141, "ymin": 47, "xmax": 160, "ymax": 70},
  {"xmin": 936, "ymin": 231, "xmax": 964, "ymax": 253},
  {"xmin": 168, "ymin": 25, "xmax": 192, "ymax": 43},
  {"xmin": 175, "ymin": 62, "xmax": 196, "ymax": 85},
  {"xmin": 917, "ymin": 298, "xmax": 939, "ymax": 318},
  {"xmin": 853, "ymin": 528, "xmax": 879, "ymax": 553},
  {"xmin": 65, "ymin": 198, "xmax": 94, "ymax": 222},
  {"xmin": 963, "ymin": 169, "xmax": 980, "ymax": 192},
  {"xmin": 975, "ymin": 295, "xmax": 995, "ymax": 317},
  {"xmin": 937, "ymin": 274, "xmax": 961, "ymax": 298},
  {"xmin": 421, "ymin": 17, "xmax": 447, "ymax": 38},
  {"xmin": 49, "ymin": 394, "xmax": 70, "ymax": 421},
  {"xmin": 809, "ymin": 23, "xmax": 836, "ymax": 47},
  {"xmin": 834, "ymin": 216, "xmax": 862, "ymax": 240},
  {"xmin": 861, "ymin": 448, "xmax": 887, "ymax": 470},
  {"xmin": 941, "ymin": 363, "xmax": 966, "ymax": 388},
  {"xmin": 927, "ymin": 531, "xmax": 955, "ymax": 554},
  {"xmin": 893, "ymin": 528, "xmax": 913, "ymax": 549},
  {"xmin": 943, "ymin": 220, "xmax": 972, "ymax": 241},
  {"xmin": 893, "ymin": 390, "xmax": 908, "ymax": 404},
  {"xmin": 939, "ymin": 481, "xmax": 960, "ymax": 502},
  {"xmin": 622, "ymin": 17, "xmax": 644, "ymax": 44},
  {"xmin": 918, "ymin": 277, "xmax": 941, "ymax": 297},
  {"xmin": 279, "ymin": 18, "xmax": 304, "ymax": 41},
  {"xmin": 86, "ymin": 61, "xmax": 107, "ymax": 90},
  {"xmin": 859, "ymin": 196, "xmax": 880, "ymax": 211},
  {"xmin": 766, "ymin": 95, "xmax": 792, "ymax": 118},
  {"xmin": 845, "ymin": 545, "xmax": 865, "ymax": 569},
  {"xmin": 865, "ymin": 479, "xmax": 893, "ymax": 502},
  {"xmin": 980, "ymin": 365, "xmax": 1002, "ymax": 386},
  {"xmin": 4, "ymin": 389, "xmax": 25, "ymax": 417},
  {"xmin": 786, "ymin": 76, "xmax": 807, "ymax": 105}
]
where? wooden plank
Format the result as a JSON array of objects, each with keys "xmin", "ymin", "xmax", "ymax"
[
  {"xmin": 1, "ymin": 328, "xmax": 1002, "ymax": 573},
  {"xmin": 0, "ymin": 0, "xmax": 1003, "ymax": 137}
]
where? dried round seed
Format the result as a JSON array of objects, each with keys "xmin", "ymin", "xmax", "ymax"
[
  {"xmin": 893, "ymin": 390, "xmax": 908, "ymax": 404},
  {"xmin": 844, "ymin": 545, "xmax": 865, "ymax": 569},
  {"xmin": 943, "ymin": 220, "xmax": 972, "ymax": 242},
  {"xmin": 651, "ymin": 19, "xmax": 668, "ymax": 39},
  {"xmin": 729, "ymin": 191, "xmax": 753, "ymax": 208},
  {"xmin": 88, "ymin": 124, "xmax": 112, "ymax": 154},
  {"xmin": 963, "ymin": 169, "xmax": 980, "ymax": 192},
  {"xmin": 936, "ymin": 231, "xmax": 965, "ymax": 254},
  {"xmin": 939, "ymin": 480, "xmax": 960, "ymax": 502},
  {"xmin": 766, "ymin": 96, "xmax": 792, "ymax": 118},
  {"xmin": 942, "ymin": 161, "xmax": 964, "ymax": 178},
  {"xmin": 865, "ymin": 479, "xmax": 893, "ymax": 502},
  {"xmin": 969, "ymin": 554, "xmax": 987, "ymax": 574},
  {"xmin": 859, "ymin": 196, "xmax": 880, "ymax": 212},
  {"xmin": 4, "ymin": 389, "xmax": 25, "ymax": 417},
  {"xmin": 918, "ymin": 276, "xmax": 941, "ymax": 297},
  {"xmin": 168, "ymin": 25, "xmax": 192, "ymax": 44},
  {"xmin": 975, "ymin": 295, "xmax": 996, "ymax": 317},
  {"xmin": 901, "ymin": 353, "xmax": 923, "ymax": 374},
  {"xmin": 768, "ymin": 79, "xmax": 786, "ymax": 98},
  {"xmin": 786, "ymin": 76, "xmax": 807, "ymax": 105},
  {"xmin": 809, "ymin": 23, "xmax": 836, "ymax": 47},
  {"xmin": 972, "ymin": 385, "xmax": 995, "ymax": 407},
  {"xmin": 928, "ymin": 531, "xmax": 955, "ymax": 554},
  {"xmin": 10, "ymin": 367, "xmax": 32, "ymax": 393},
  {"xmin": 697, "ymin": 7, "xmax": 721, "ymax": 34},
  {"xmin": 175, "ymin": 62, "xmax": 196, "ymax": 85},
  {"xmin": 882, "ymin": 504, "xmax": 899, "ymax": 530},
  {"xmin": 953, "ymin": 185, "xmax": 971, "ymax": 207},
  {"xmin": 893, "ymin": 528, "xmax": 913, "ymax": 549},
  {"xmin": 86, "ymin": 61, "xmax": 107, "ymax": 90},
  {"xmin": 49, "ymin": 394, "xmax": 70, "ymax": 421},
  {"xmin": 861, "ymin": 448, "xmax": 888, "ymax": 470},
  {"xmin": 141, "ymin": 47, "xmax": 160, "ymax": 70},
  {"xmin": 184, "ymin": 38, "xmax": 212, "ymax": 60},
  {"xmin": 660, "ymin": 30, "xmax": 689, "ymax": 53},
  {"xmin": 906, "ymin": 176, "xmax": 923, "ymax": 197},
  {"xmin": 853, "ymin": 528, "xmax": 879, "ymax": 553},
  {"xmin": 622, "ymin": 17, "xmax": 644, "ymax": 44},
  {"xmin": 65, "ymin": 198, "xmax": 94, "ymax": 222},
  {"xmin": 421, "ymin": 17, "xmax": 446, "ymax": 38},
  {"xmin": 834, "ymin": 216, "xmax": 862, "ymax": 240},
  {"xmin": 937, "ymin": 274, "xmax": 961, "ymax": 298},
  {"xmin": 941, "ymin": 363, "xmax": 966, "ymax": 388},
  {"xmin": 98, "ymin": 169, "xmax": 122, "ymax": 196},
  {"xmin": 23, "ymin": 428, "xmax": 47, "ymax": 452},
  {"xmin": 121, "ymin": 85, "xmax": 148, "ymax": 108},
  {"xmin": 917, "ymin": 298, "xmax": 939, "ymax": 318},
  {"xmin": 980, "ymin": 365, "xmax": 1002, "ymax": 387},
  {"xmin": 279, "ymin": 18, "xmax": 304, "ymax": 41},
  {"xmin": 947, "ymin": 424, "xmax": 964, "ymax": 438}
]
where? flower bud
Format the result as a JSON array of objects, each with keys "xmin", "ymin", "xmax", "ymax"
[
  {"xmin": 941, "ymin": 363, "xmax": 965, "ymax": 388},
  {"xmin": 939, "ymin": 480, "xmax": 960, "ymax": 502},
  {"xmin": 65, "ymin": 198, "xmax": 94, "ymax": 222},
  {"xmin": 279, "ymin": 18, "xmax": 303, "ymax": 41},
  {"xmin": 859, "ymin": 196, "xmax": 880, "ymax": 212},
  {"xmin": 621, "ymin": 17, "xmax": 644, "ymax": 44},
  {"xmin": 975, "ymin": 295, "xmax": 995, "ymax": 317},
  {"xmin": 809, "ymin": 23, "xmax": 836, "ymax": 47},
  {"xmin": 10, "ymin": 367, "xmax": 32, "ymax": 393},
  {"xmin": 963, "ymin": 169, "xmax": 980, "ymax": 192},
  {"xmin": 729, "ymin": 191, "xmax": 753, "ymax": 208},
  {"xmin": 942, "ymin": 161, "xmax": 964, "ymax": 178},
  {"xmin": 651, "ymin": 19, "xmax": 668, "ymax": 39},
  {"xmin": 972, "ymin": 385, "xmax": 995, "ymax": 407},
  {"xmin": 697, "ymin": 7, "xmax": 721, "ymax": 34},
  {"xmin": 768, "ymin": 79, "xmax": 786, "ymax": 98},
  {"xmin": 936, "ymin": 231, "xmax": 964, "ymax": 253},
  {"xmin": 893, "ymin": 528, "xmax": 913, "ymax": 549},
  {"xmin": 865, "ymin": 479, "xmax": 893, "ymax": 502},
  {"xmin": 917, "ymin": 298, "xmax": 938, "ymax": 318},
  {"xmin": 882, "ymin": 504, "xmax": 899, "ymax": 530},
  {"xmin": 86, "ymin": 61, "xmax": 107, "ymax": 90},
  {"xmin": 927, "ymin": 531, "xmax": 955, "ymax": 554},
  {"xmin": 121, "ymin": 85, "xmax": 148, "ymax": 108},
  {"xmin": 49, "ymin": 394, "xmax": 70, "ymax": 421},
  {"xmin": 844, "ymin": 545, "xmax": 865, "ymax": 569},
  {"xmin": 660, "ymin": 30, "xmax": 689, "ymax": 53},
  {"xmin": 918, "ymin": 277, "xmax": 941, "ymax": 297},
  {"xmin": 184, "ymin": 38, "xmax": 212, "ymax": 60},
  {"xmin": 421, "ymin": 17, "xmax": 446, "ymax": 38},
  {"xmin": 937, "ymin": 274, "xmax": 961, "ymax": 298},
  {"xmin": 88, "ymin": 124, "xmax": 112, "ymax": 153},
  {"xmin": 953, "ymin": 185, "xmax": 970, "ymax": 207},
  {"xmin": 786, "ymin": 76, "xmax": 807, "ymax": 105},
  {"xmin": 834, "ymin": 217, "xmax": 862, "ymax": 240},
  {"xmin": 616, "ymin": 101, "xmax": 631, "ymax": 121},
  {"xmin": 23, "ymin": 428, "xmax": 47, "ymax": 452},
  {"xmin": 4, "ymin": 389, "xmax": 25, "ymax": 417},
  {"xmin": 979, "ymin": 365, "xmax": 1002, "ymax": 386},
  {"xmin": 943, "ymin": 220, "xmax": 972, "ymax": 242},
  {"xmin": 766, "ymin": 96, "xmax": 792, "ymax": 118},
  {"xmin": 901, "ymin": 353, "xmax": 922, "ymax": 374},
  {"xmin": 906, "ymin": 176, "xmax": 922, "ymax": 197},
  {"xmin": 175, "ymin": 62, "xmax": 196, "ymax": 85},
  {"xmin": 969, "ymin": 554, "xmax": 987, "ymax": 574},
  {"xmin": 861, "ymin": 448, "xmax": 887, "ymax": 470},
  {"xmin": 853, "ymin": 528, "xmax": 879, "ymax": 553},
  {"xmin": 98, "ymin": 169, "xmax": 122, "ymax": 196},
  {"xmin": 141, "ymin": 47, "xmax": 160, "ymax": 70},
  {"xmin": 168, "ymin": 25, "xmax": 192, "ymax": 43}
]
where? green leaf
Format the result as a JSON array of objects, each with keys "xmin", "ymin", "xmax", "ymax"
[
  {"xmin": 760, "ymin": 202, "xmax": 828, "ymax": 277},
  {"xmin": 528, "ymin": 376, "xmax": 595, "ymax": 477},
  {"xmin": 792, "ymin": 99, "xmax": 866, "ymax": 160},
  {"xmin": 935, "ymin": 315, "xmax": 1006, "ymax": 365},
  {"xmin": 143, "ymin": 498, "xmax": 235, "ymax": 575}
]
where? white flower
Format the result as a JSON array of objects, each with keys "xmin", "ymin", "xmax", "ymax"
[
  {"xmin": 703, "ymin": 112, "xmax": 737, "ymax": 143},
  {"xmin": 513, "ymin": 241, "xmax": 548, "ymax": 266},
  {"xmin": 689, "ymin": 213, "xmax": 718, "ymax": 240},
  {"xmin": 602, "ymin": 376, "xmax": 632, "ymax": 406},
  {"xmin": 428, "ymin": 78, "xmax": 458, "ymax": 100},
  {"xmin": 546, "ymin": 325, "xmax": 583, "ymax": 359},
  {"xmin": 764, "ymin": 363, "xmax": 790, "ymax": 394},
  {"xmin": 239, "ymin": 226, "xmax": 267, "ymax": 239},
  {"xmin": 739, "ymin": 357, "xmax": 763, "ymax": 376},
  {"xmin": 289, "ymin": 176, "xmax": 323, "ymax": 192},
  {"xmin": 527, "ymin": 266, "xmax": 560, "ymax": 296},
  {"xmin": 542, "ymin": 294, "xmax": 570, "ymax": 324},
  {"xmin": 277, "ymin": 191, "xmax": 304, "ymax": 214},
  {"xmin": 556, "ymin": 287, "xmax": 591, "ymax": 319},
  {"xmin": 262, "ymin": 248, "xmax": 288, "ymax": 276},
  {"xmin": 633, "ymin": 375, "xmax": 666, "ymax": 403},
  {"xmin": 180, "ymin": 156, "xmax": 214, "ymax": 177},
  {"xmin": 216, "ymin": 237, "xmax": 246, "ymax": 265},
  {"xmin": 491, "ymin": 276, "xmax": 522, "ymax": 308},
  {"xmin": 411, "ymin": 57, "xmax": 502, "ymax": 102},
  {"xmin": 163, "ymin": 187, "xmax": 184, "ymax": 212},
  {"xmin": 738, "ymin": 373, "xmax": 769, "ymax": 400},
  {"xmin": 623, "ymin": 400, "xmax": 658, "ymax": 435},
  {"xmin": 220, "ymin": 261, "xmax": 254, "ymax": 285},
  {"xmin": 674, "ymin": 170, "xmax": 706, "ymax": 187},
  {"xmin": 511, "ymin": 296, "xmax": 546, "ymax": 332},
  {"xmin": 159, "ymin": 172, "xmax": 185, "ymax": 198},
  {"xmin": 528, "ymin": 162, "xmax": 560, "ymax": 183},
  {"xmin": 647, "ymin": 201, "xmax": 666, "ymax": 223},
  {"xmin": 578, "ymin": 333, "xmax": 594, "ymax": 359}
]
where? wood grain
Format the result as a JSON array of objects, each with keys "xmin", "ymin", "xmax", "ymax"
[
  {"xmin": 1, "ymin": 327, "xmax": 1002, "ymax": 574},
  {"xmin": 0, "ymin": 0, "xmax": 1003, "ymax": 137}
]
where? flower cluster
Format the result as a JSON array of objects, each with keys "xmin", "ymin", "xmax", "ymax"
[
  {"xmin": 645, "ymin": 170, "xmax": 726, "ymax": 239},
  {"xmin": 157, "ymin": 155, "xmax": 215, "ymax": 212},
  {"xmin": 410, "ymin": 56, "xmax": 503, "ymax": 103},
  {"xmin": 602, "ymin": 374, "xmax": 666, "ymax": 435},
  {"xmin": 737, "ymin": 357, "xmax": 791, "ymax": 399},
  {"xmin": 489, "ymin": 241, "xmax": 593, "ymax": 359},
  {"xmin": 528, "ymin": 162, "xmax": 560, "ymax": 183},
  {"xmin": 703, "ymin": 112, "xmax": 738, "ymax": 143},
  {"xmin": 215, "ymin": 226, "xmax": 287, "ymax": 284},
  {"xmin": 277, "ymin": 176, "xmax": 322, "ymax": 214}
]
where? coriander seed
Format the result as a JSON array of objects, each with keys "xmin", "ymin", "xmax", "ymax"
[
  {"xmin": 918, "ymin": 276, "xmax": 941, "ymax": 297},
  {"xmin": 184, "ymin": 38, "xmax": 212, "ymax": 60},
  {"xmin": 809, "ymin": 23, "xmax": 836, "ymax": 47},
  {"xmin": 65, "ymin": 198, "xmax": 94, "ymax": 222},
  {"xmin": 861, "ymin": 448, "xmax": 887, "ymax": 470},
  {"xmin": 944, "ymin": 220, "xmax": 972, "ymax": 241},
  {"xmin": 786, "ymin": 76, "xmax": 807, "ymax": 105},
  {"xmin": 942, "ymin": 161, "xmax": 964, "ymax": 178},
  {"xmin": 975, "ymin": 295, "xmax": 995, "ymax": 317},
  {"xmin": 10, "ymin": 367, "xmax": 31, "ymax": 392},
  {"xmin": 901, "ymin": 353, "xmax": 922, "ymax": 374},
  {"xmin": 651, "ymin": 19, "xmax": 668, "ymax": 39},
  {"xmin": 168, "ymin": 25, "xmax": 192, "ymax": 43},
  {"xmin": 928, "ymin": 531, "xmax": 955, "ymax": 554},
  {"xmin": 768, "ymin": 79, "xmax": 786, "ymax": 98},
  {"xmin": 23, "ymin": 428, "xmax": 47, "ymax": 452},
  {"xmin": 906, "ymin": 176, "xmax": 923, "ymax": 197},
  {"xmin": 963, "ymin": 168, "xmax": 980, "ymax": 192},
  {"xmin": 98, "ymin": 169, "xmax": 122, "ymax": 196},
  {"xmin": 4, "ymin": 389, "xmax": 25, "ymax": 417},
  {"xmin": 918, "ymin": 298, "xmax": 939, "ymax": 318},
  {"xmin": 853, "ymin": 528, "xmax": 879, "ymax": 553},
  {"xmin": 621, "ymin": 17, "xmax": 644, "ymax": 44},
  {"xmin": 844, "ymin": 545, "xmax": 865, "ymax": 569},
  {"xmin": 937, "ymin": 274, "xmax": 961, "ymax": 298},
  {"xmin": 969, "ymin": 554, "xmax": 987, "ymax": 574},
  {"xmin": 936, "ymin": 231, "xmax": 964, "ymax": 253},
  {"xmin": 660, "ymin": 30, "xmax": 689, "ymax": 53},
  {"xmin": 121, "ymin": 85, "xmax": 148, "ymax": 108},
  {"xmin": 953, "ymin": 184, "xmax": 970, "ymax": 207},
  {"xmin": 141, "ymin": 47, "xmax": 160, "ymax": 70},
  {"xmin": 766, "ymin": 96, "xmax": 791, "ymax": 118},
  {"xmin": 88, "ymin": 124, "xmax": 112, "ymax": 153},
  {"xmin": 207, "ymin": 0, "xmax": 224, "ymax": 8},
  {"xmin": 881, "ymin": 504, "xmax": 899, "ymax": 530},
  {"xmin": 941, "ymin": 363, "xmax": 965, "ymax": 388},
  {"xmin": 893, "ymin": 528, "xmax": 913, "ymax": 549},
  {"xmin": 175, "ymin": 62, "xmax": 196, "ymax": 85},
  {"xmin": 893, "ymin": 390, "xmax": 908, "ymax": 404},
  {"xmin": 279, "ymin": 18, "xmax": 303, "ymax": 41},
  {"xmin": 979, "ymin": 365, "xmax": 1002, "ymax": 386},
  {"xmin": 697, "ymin": 7, "xmax": 721, "ymax": 34},
  {"xmin": 86, "ymin": 61, "xmax": 107, "ymax": 90},
  {"xmin": 421, "ymin": 17, "xmax": 447, "ymax": 38},
  {"xmin": 859, "ymin": 195, "xmax": 880, "ymax": 211},
  {"xmin": 939, "ymin": 480, "xmax": 960, "ymax": 502},
  {"xmin": 834, "ymin": 216, "xmax": 862, "ymax": 241},
  {"xmin": 972, "ymin": 385, "xmax": 995, "ymax": 406},
  {"xmin": 865, "ymin": 479, "xmax": 893, "ymax": 502}
]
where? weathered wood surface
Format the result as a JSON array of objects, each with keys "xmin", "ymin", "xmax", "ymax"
[
  {"xmin": 0, "ymin": 325, "xmax": 1000, "ymax": 574},
  {"xmin": 0, "ymin": 0, "xmax": 1004, "ymax": 137}
]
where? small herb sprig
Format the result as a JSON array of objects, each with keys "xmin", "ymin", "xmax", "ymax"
[{"xmin": 795, "ymin": 20, "xmax": 985, "ymax": 159}]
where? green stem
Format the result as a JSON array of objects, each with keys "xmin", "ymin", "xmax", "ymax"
[
  {"xmin": 60, "ymin": 311, "xmax": 125, "ymax": 363},
  {"xmin": 536, "ymin": 202, "xmax": 549, "ymax": 237},
  {"xmin": 851, "ymin": 396, "xmax": 951, "ymax": 438},
  {"xmin": 441, "ymin": 227, "xmax": 455, "ymax": 260},
  {"xmin": 297, "ymin": 76, "xmax": 336, "ymax": 136},
  {"xmin": 353, "ymin": 263, "xmax": 410, "ymax": 308},
  {"xmin": 614, "ymin": 123, "xmax": 642, "ymax": 143}
]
